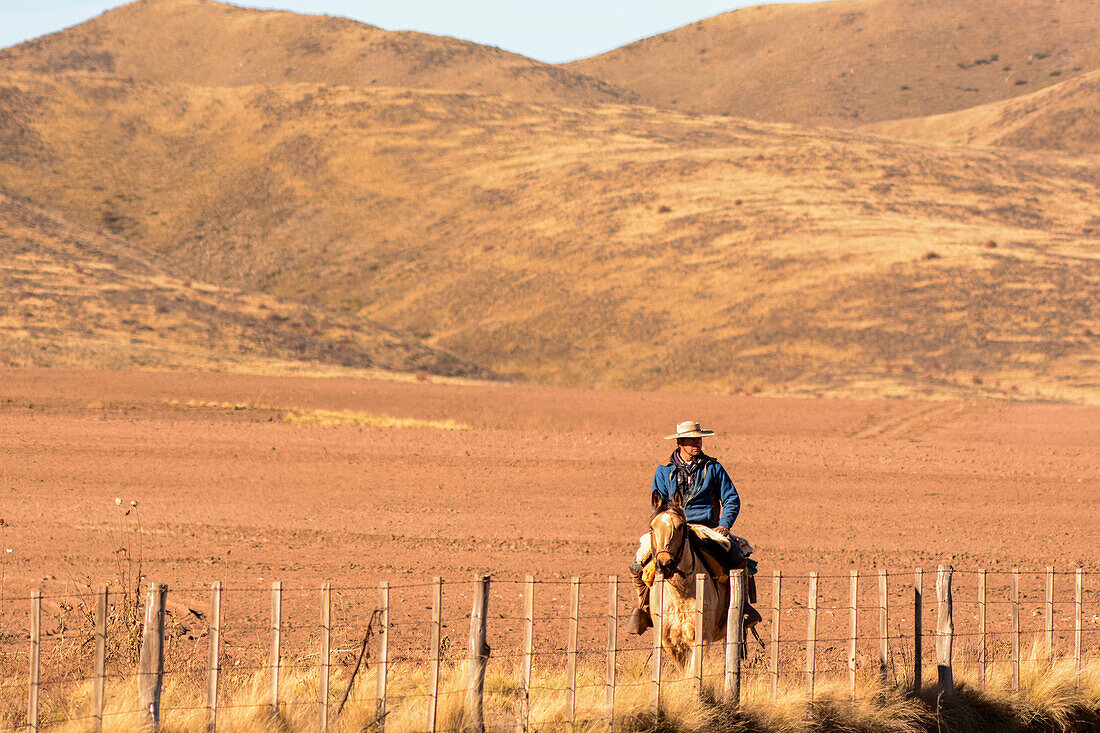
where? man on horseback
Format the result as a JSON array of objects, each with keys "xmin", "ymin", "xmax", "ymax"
[{"xmin": 627, "ymin": 420, "xmax": 745, "ymax": 634}]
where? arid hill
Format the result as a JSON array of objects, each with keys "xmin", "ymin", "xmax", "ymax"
[
  {"xmin": 0, "ymin": 0, "xmax": 640, "ymax": 106},
  {"xmin": 866, "ymin": 68, "xmax": 1100, "ymax": 154},
  {"xmin": 2, "ymin": 70, "xmax": 1097, "ymax": 401},
  {"xmin": 0, "ymin": 188, "xmax": 489, "ymax": 378},
  {"xmin": 567, "ymin": 0, "xmax": 1100, "ymax": 127}
]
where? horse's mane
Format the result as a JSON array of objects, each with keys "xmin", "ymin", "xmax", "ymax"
[{"xmin": 650, "ymin": 497, "xmax": 687, "ymax": 523}]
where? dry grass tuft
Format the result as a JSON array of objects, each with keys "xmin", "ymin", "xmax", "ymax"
[
  {"xmin": 159, "ymin": 399, "xmax": 471, "ymax": 430},
  {"xmin": 281, "ymin": 408, "xmax": 470, "ymax": 431},
  {"xmin": 14, "ymin": 654, "xmax": 1100, "ymax": 733}
]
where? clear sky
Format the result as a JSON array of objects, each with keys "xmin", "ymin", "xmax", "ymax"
[{"xmin": 0, "ymin": 0, "xmax": 814, "ymax": 64}]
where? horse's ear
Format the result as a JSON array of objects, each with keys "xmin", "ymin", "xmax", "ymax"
[
  {"xmin": 671, "ymin": 489, "xmax": 684, "ymax": 509},
  {"xmin": 651, "ymin": 489, "xmax": 665, "ymax": 511}
]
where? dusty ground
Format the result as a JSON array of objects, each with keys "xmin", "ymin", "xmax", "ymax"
[{"xmin": 0, "ymin": 367, "xmax": 1097, "ymax": 677}]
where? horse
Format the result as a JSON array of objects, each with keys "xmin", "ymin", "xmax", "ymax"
[{"xmin": 647, "ymin": 489, "xmax": 730, "ymax": 672}]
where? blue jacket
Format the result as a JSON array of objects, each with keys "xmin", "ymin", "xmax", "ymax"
[{"xmin": 653, "ymin": 455, "xmax": 740, "ymax": 529}]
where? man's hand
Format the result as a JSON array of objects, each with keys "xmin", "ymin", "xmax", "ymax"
[{"xmin": 714, "ymin": 526, "xmax": 731, "ymax": 538}]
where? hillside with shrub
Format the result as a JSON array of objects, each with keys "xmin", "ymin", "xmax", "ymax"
[
  {"xmin": 567, "ymin": 0, "xmax": 1100, "ymax": 127},
  {"xmin": 867, "ymin": 67, "xmax": 1100, "ymax": 154},
  {"xmin": 2, "ymin": 67, "xmax": 1097, "ymax": 400},
  {"xmin": 0, "ymin": 0, "xmax": 640, "ymax": 106},
  {"xmin": 0, "ymin": 188, "xmax": 489, "ymax": 378}
]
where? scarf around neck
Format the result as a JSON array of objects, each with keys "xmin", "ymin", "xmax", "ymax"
[{"xmin": 670, "ymin": 449, "xmax": 706, "ymax": 497}]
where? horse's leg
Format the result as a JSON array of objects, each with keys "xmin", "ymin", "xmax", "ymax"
[
  {"xmin": 672, "ymin": 641, "xmax": 691, "ymax": 674},
  {"xmin": 662, "ymin": 623, "xmax": 688, "ymax": 674},
  {"xmin": 678, "ymin": 580, "xmax": 719, "ymax": 683},
  {"xmin": 660, "ymin": 601, "xmax": 692, "ymax": 675}
]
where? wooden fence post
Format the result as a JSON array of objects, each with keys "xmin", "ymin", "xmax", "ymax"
[
  {"xmin": 1045, "ymin": 566, "xmax": 1054, "ymax": 665},
  {"xmin": 467, "ymin": 574, "xmax": 491, "ymax": 733},
  {"xmin": 725, "ymin": 568, "xmax": 744, "ymax": 706},
  {"xmin": 138, "ymin": 582, "xmax": 167, "ymax": 730},
  {"xmin": 848, "ymin": 571, "xmax": 857, "ymax": 701},
  {"xmin": 206, "ymin": 581, "xmax": 222, "ymax": 733},
  {"xmin": 428, "ymin": 577, "xmax": 443, "ymax": 733},
  {"xmin": 806, "ymin": 572, "xmax": 818, "ymax": 702},
  {"xmin": 566, "ymin": 577, "xmax": 579, "ymax": 732},
  {"xmin": 319, "ymin": 583, "xmax": 331, "ymax": 733},
  {"xmin": 913, "ymin": 568, "xmax": 922, "ymax": 697},
  {"xmin": 28, "ymin": 590, "xmax": 41, "ymax": 733},
  {"xmin": 652, "ymin": 574, "xmax": 664, "ymax": 712},
  {"xmin": 522, "ymin": 575, "xmax": 534, "ymax": 733},
  {"xmin": 270, "ymin": 582, "xmax": 282, "ymax": 717},
  {"xmin": 878, "ymin": 569, "xmax": 889, "ymax": 682},
  {"xmin": 377, "ymin": 581, "xmax": 389, "ymax": 732},
  {"xmin": 1012, "ymin": 569, "xmax": 1020, "ymax": 692},
  {"xmin": 978, "ymin": 570, "xmax": 987, "ymax": 686},
  {"xmin": 607, "ymin": 575, "xmax": 617, "ymax": 722},
  {"xmin": 94, "ymin": 585, "xmax": 107, "ymax": 733},
  {"xmin": 935, "ymin": 565, "xmax": 953, "ymax": 694},
  {"xmin": 1075, "ymin": 569, "xmax": 1082, "ymax": 688},
  {"xmin": 692, "ymin": 573, "xmax": 706, "ymax": 697},
  {"xmin": 770, "ymin": 571, "xmax": 781, "ymax": 702}
]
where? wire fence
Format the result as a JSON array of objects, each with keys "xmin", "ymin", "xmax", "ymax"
[{"xmin": 0, "ymin": 567, "xmax": 1097, "ymax": 731}]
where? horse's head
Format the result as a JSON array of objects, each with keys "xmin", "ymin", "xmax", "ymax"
[{"xmin": 649, "ymin": 489, "xmax": 689, "ymax": 578}]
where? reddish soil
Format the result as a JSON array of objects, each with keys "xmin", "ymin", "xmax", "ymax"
[{"xmin": 1, "ymin": 367, "xmax": 1097, "ymax": 673}]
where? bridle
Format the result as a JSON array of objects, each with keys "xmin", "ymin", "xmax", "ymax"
[{"xmin": 650, "ymin": 510, "xmax": 695, "ymax": 579}]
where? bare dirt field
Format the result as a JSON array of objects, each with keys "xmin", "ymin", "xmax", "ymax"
[{"xmin": 1, "ymin": 367, "xmax": 1097, "ymax": 674}]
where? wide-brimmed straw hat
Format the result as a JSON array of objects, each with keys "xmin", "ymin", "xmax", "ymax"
[{"xmin": 663, "ymin": 420, "xmax": 715, "ymax": 440}]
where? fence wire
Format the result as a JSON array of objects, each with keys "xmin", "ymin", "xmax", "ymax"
[{"xmin": 0, "ymin": 568, "xmax": 1097, "ymax": 731}]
